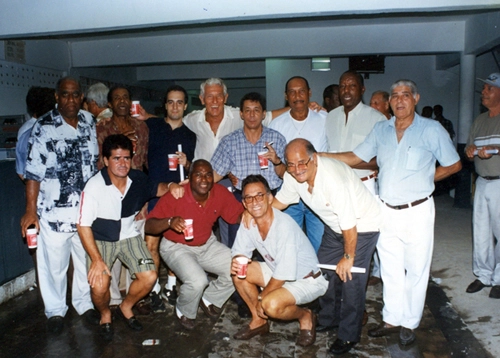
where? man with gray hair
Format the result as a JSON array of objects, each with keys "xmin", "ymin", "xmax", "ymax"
[
  {"xmin": 85, "ymin": 82, "xmax": 112, "ymax": 123},
  {"xmin": 322, "ymin": 79, "xmax": 461, "ymax": 346},
  {"xmin": 183, "ymin": 78, "xmax": 287, "ymax": 161}
]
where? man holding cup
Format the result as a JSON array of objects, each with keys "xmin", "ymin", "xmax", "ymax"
[
  {"xmin": 231, "ymin": 175, "xmax": 327, "ymax": 347},
  {"xmin": 211, "ymin": 92, "xmax": 287, "ymax": 247},
  {"xmin": 145, "ymin": 160, "xmax": 243, "ymax": 330}
]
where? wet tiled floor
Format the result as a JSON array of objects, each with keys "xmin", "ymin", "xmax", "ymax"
[{"xmin": 0, "ymin": 275, "xmax": 473, "ymax": 358}]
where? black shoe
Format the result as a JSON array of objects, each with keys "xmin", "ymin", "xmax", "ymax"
[
  {"xmin": 489, "ymin": 285, "xmax": 500, "ymax": 298},
  {"xmin": 466, "ymin": 279, "xmax": 489, "ymax": 293},
  {"xmin": 237, "ymin": 303, "xmax": 251, "ymax": 318},
  {"xmin": 100, "ymin": 323, "xmax": 114, "ymax": 341},
  {"xmin": 399, "ymin": 327, "xmax": 416, "ymax": 346},
  {"xmin": 161, "ymin": 286, "xmax": 177, "ymax": 306},
  {"xmin": 115, "ymin": 305, "xmax": 143, "ymax": 331},
  {"xmin": 329, "ymin": 338, "xmax": 357, "ymax": 355},
  {"xmin": 150, "ymin": 291, "xmax": 167, "ymax": 313},
  {"xmin": 47, "ymin": 316, "xmax": 64, "ymax": 334},
  {"xmin": 83, "ymin": 308, "xmax": 100, "ymax": 326},
  {"xmin": 316, "ymin": 324, "xmax": 336, "ymax": 332}
]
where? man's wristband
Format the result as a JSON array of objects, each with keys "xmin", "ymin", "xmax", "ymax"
[
  {"xmin": 273, "ymin": 159, "xmax": 282, "ymax": 166},
  {"xmin": 167, "ymin": 217, "xmax": 172, "ymax": 228},
  {"xmin": 167, "ymin": 182, "xmax": 173, "ymax": 190},
  {"xmin": 257, "ymin": 294, "xmax": 263, "ymax": 302}
]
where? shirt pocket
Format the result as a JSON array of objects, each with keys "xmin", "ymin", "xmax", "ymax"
[{"xmin": 405, "ymin": 147, "xmax": 427, "ymax": 171}]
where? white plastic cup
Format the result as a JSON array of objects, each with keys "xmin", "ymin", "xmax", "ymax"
[
  {"xmin": 236, "ymin": 256, "xmax": 249, "ymax": 279},
  {"xmin": 168, "ymin": 154, "xmax": 179, "ymax": 171},
  {"xmin": 183, "ymin": 219, "xmax": 194, "ymax": 241},
  {"xmin": 26, "ymin": 228, "xmax": 37, "ymax": 249},
  {"xmin": 131, "ymin": 100, "xmax": 140, "ymax": 117},
  {"xmin": 257, "ymin": 151, "xmax": 269, "ymax": 170}
]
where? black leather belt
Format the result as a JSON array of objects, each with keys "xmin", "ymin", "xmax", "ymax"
[
  {"xmin": 381, "ymin": 196, "xmax": 431, "ymax": 210},
  {"xmin": 481, "ymin": 176, "xmax": 500, "ymax": 180},
  {"xmin": 304, "ymin": 270, "xmax": 322, "ymax": 279}
]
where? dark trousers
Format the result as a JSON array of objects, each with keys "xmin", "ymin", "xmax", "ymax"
[{"xmin": 318, "ymin": 225, "xmax": 379, "ymax": 342}]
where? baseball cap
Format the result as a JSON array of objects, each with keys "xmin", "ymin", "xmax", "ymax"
[{"xmin": 478, "ymin": 73, "xmax": 500, "ymax": 88}]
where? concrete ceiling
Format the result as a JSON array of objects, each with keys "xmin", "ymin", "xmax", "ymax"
[{"xmin": 2, "ymin": 1, "xmax": 500, "ymax": 92}]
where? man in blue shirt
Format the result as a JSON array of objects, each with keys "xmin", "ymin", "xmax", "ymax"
[{"xmin": 322, "ymin": 79, "xmax": 461, "ymax": 347}]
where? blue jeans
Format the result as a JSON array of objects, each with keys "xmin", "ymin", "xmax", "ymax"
[{"xmin": 284, "ymin": 200, "xmax": 325, "ymax": 253}]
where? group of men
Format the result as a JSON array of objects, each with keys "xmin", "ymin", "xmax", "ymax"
[{"xmin": 18, "ymin": 68, "xmax": 500, "ymax": 355}]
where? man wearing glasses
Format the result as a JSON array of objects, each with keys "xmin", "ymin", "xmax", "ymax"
[
  {"xmin": 231, "ymin": 175, "xmax": 327, "ymax": 347},
  {"xmin": 273, "ymin": 138, "xmax": 382, "ymax": 355}
]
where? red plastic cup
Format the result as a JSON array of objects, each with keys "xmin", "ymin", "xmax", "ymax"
[
  {"xmin": 183, "ymin": 219, "xmax": 194, "ymax": 240},
  {"xmin": 26, "ymin": 228, "xmax": 37, "ymax": 249},
  {"xmin": 236, "ymin": 256, "xmax": 249, "ymax": 279},
  {"xmin": 258, "ymin": 151, "xmax": 269, "ymax": 169},
  {"xmin": 131, "ymin": 101, "xmax": 140, "ymax": 117},
  {"xmin": 168, "ymin": 154, "xmax": 179, "ymax": 171}
]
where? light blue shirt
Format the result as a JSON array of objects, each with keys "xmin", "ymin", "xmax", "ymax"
[
  {"xmin": 354, "ymin": 113, "xmax": 459, "ymax": 205},
  {"xmin": 15, "ymin": 126, "xmax": 33, "ymax": 176}
]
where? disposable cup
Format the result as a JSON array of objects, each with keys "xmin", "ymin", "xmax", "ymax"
[
  {"xmin": 168, "ymin": 154, "xmax": 179, "ymax": 171},
  {"xmin": 236, "ymin": 256, "xmax": 249, "ymax": 279},
  {"xmin": 131, "ymin": 101, "xmax": 140, "ymax": 117},
  {"xmin": 26, "ymin": 228, "xmax": 37, "ymax": 249},
  {"xmin": 183, "ymin": 219, "xmax": 194, "ymax": 240},
  {"xmin": 258, "ymin": 151, "xmax": 269, "ymax": 170}
]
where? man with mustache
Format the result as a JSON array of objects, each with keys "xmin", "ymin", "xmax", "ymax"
[{"xmin": 269, "ymin": 76, "xmax": 329, "ymax": 252}]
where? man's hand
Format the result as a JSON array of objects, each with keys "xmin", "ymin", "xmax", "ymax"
[
  {"xmin": 465, "ymin": 144, "xmax": 477, "ymax": 160},
  {"xmin": 336, "ymin": 257, "xmax": 354, "ymax": 282},
  {"xmin": 169, "ymin": 217, "xmax": 186, "ymax": 233},
  {"xmin": 230, "ymin": 255, "xmax": 252, "ymax": 276},
  {"xmin": 262, "ymin": 142, "xmax": 281, "ymax": 165},
  {"xmin": 87, "ymin": 259, "xmax": 110, "ymax": 289},
  {"xmin": 241, "ymin": 209, "xmax": 256, "ymax": 229},
  {"xmin": 21, "ymin": 211, "xmax": 39, "ymax": 237},
  {"xmin": 256, "ymin": 301, "xmax": 268, "ymax": 320},
  {"xmin": 133, "ymin": 104, "xmax": 154, "ymax": 121},
  {"xmin": 477, "ymin": 146, "xmax": 498, "ymax": 159},
  {"xmin": 176, "ymin": 151, "xmax": 190, "ymax": 169},
  {"xmin": 169, "ymin": 183, "xmax": 185, "ymax": 199},
  {"xmin": 308, "ymin": 101, "xmax": 327, "ymax": 112},
  {"xmin": 228, "ymin": 172, "xmax": 239, "ymax": 187}
]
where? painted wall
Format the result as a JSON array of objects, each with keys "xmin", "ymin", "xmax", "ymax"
[{"xmin": 266, "ymin": 56, "xmax": 461, "ymax": 142}]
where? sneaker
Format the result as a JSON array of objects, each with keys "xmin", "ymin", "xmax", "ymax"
[
  {"xmin": 150, "ymin": 291, "xmax": 167, "ymax": 313},
  {"xmin": 161, "ymin": 285, "xmax": 178, "ymax": 306}
]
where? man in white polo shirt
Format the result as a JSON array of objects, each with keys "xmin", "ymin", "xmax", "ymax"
[{"xmin": 77, "ymin": 134, "xmax": 171, "ymax": 340}]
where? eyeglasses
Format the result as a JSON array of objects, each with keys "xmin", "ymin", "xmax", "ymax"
[
  {"xmin": 286, "ymin": 157, "xmax": 312, "ymax": 172},
  {"xmin": 242, "ymin": 192, "xmax": 267, "ymax": 204}
]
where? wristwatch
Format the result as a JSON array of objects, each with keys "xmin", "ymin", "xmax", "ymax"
[
  {"xmin": 257, "ymin": 294, "xmax": 263, "ymax": 302},
  {"xmin": 167, "ymin": 217, "xmax": 172, "ymax": 227},
  {"xmin": 344, "ymin": 253, "xmax": 354, "ymax": 260}
]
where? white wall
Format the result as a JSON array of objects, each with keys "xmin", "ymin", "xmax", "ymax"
[{"xmin": 266, "ymin": 56, "xmax": 460, "ymax": 128}]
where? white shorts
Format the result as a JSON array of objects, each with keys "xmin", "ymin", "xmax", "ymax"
[{"xmin": 258, "ymin": 262, "xmax": 328, "ymax": 305}]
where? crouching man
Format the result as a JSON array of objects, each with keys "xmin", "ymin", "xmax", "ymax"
[
  {"xmin": 77, "ymin": 134, "xmax": 172, "ymax": 340},
  {"xmin": 145, "ymin": 159, "xmax": 244, "ymax": 330},
  {"xmin": 231, "ymin": 175, "xmax": 328, "ymax": 347}
]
